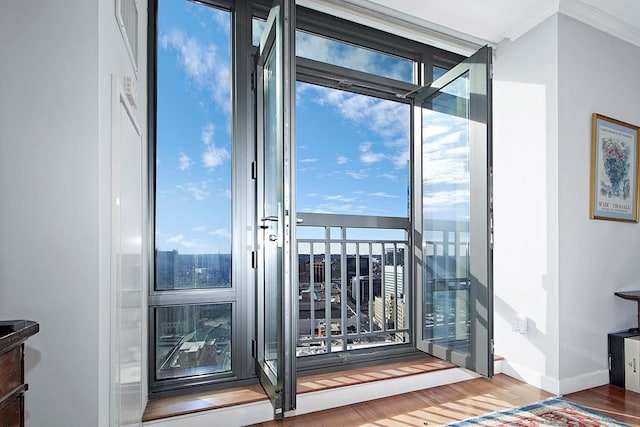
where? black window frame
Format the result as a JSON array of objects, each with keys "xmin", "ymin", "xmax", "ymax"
[{"xmin": 148, "ymin": 0, "xmax": 465, "ymax": 396}]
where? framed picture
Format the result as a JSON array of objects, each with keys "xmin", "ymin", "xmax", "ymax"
[{"xmin": 590, "ymin": 113, "xmax": 640, "ymax": 222}]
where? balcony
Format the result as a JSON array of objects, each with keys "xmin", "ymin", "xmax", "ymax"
[
  {"xmin": 296, "ymin": 214, "xmax": 472, "ymax": 357},
  {"xmin": 296, "ymin": 212, "xmax": 410, "ymax": 357}
]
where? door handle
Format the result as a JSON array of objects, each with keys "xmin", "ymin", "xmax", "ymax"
[
  {"xmin": 268, "ymin": 234, "xmax": 278, "ymax": 241},
  {"xmin": 259, "ymin": 216, "xmax": 278, "ymax": 229}
]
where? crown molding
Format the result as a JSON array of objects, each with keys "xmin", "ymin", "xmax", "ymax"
[
  {"xmin": 501, "ymin": 1, "xmax": 560, "ymax": 41},
  {"xmin": 559, "ymin": 0, "xmax": 640, "ymax": 48}
]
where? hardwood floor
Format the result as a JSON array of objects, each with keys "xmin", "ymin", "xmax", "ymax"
[
  {"xmin": 252, "ymin": 374, "xmax": 554, "ymax": 426},
  {"xmin": 144, "ymin": 356, "xmax": 640, "ymax": 426},
  {"xmin": 253, "ymin": 376, "xmax": 640, "ymax": 427},
  {"xmin": 566, "ymin": 384, "xmax": 640, "ymax": 426}
]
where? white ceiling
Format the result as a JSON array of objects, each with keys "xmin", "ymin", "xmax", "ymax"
[{"xmin": 347, "ymin": 0, "xmax": 640, "ymax": 47}]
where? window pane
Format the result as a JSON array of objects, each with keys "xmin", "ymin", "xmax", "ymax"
[
  {"xmin": 156, "ymin": 1, "xmax": 232, "ymax": 290},
  {"xmin": 422, "ymin": 72, "xmax": 471, "ymax": 344},
  {"xmin": 253, "ymin": 18, "xmax": 414, "ymax": 83},
  {"xmin": 296, "ymin": 81, "xmax": 410, "ymax": 217},
  {"xmin": 155, "ymin": 304, "xmax": 232, "ymax": 380},
  {"xmin": 297, "ymin": 31, "xmax": 414, "ymax": 82},
  {"xmin": 252, "ymin": 18, "xmax": 265, "ymax": 46},
  {"xmin": 433, "ymin": 66, "xmax": 447, "ymax": 81}
]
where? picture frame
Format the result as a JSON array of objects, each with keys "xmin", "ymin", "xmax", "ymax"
[{"xmin": 590, "ymin": 113, "xmax": 640, "ymax": 222}]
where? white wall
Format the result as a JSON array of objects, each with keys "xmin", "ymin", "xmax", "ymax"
[
  {"xmin": 494, "ymin": 12, "xmax": 640, "ymax": 395},
  {"xmin": 492, "ymin": 15, "xmax": 561, "ymax": 393},
  {"xmin": 557, "ymin": 15, "xmax": 640, "ymax": 393},
  {"xmin": 0, "ymin": 2, "xmax": 101, "ymax": 425},
  {"xmin": 0, "ymin": 1, "xmax": 146, "ymax": 425}
]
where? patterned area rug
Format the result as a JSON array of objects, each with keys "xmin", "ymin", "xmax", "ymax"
[{"xmin": 445, "ymin": 397, "xmax": 628, "ymax": 426}]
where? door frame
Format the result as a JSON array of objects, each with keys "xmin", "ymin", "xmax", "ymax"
[
  {"xmin": 412, "ymin": 45, "xmax": 494, "ymax": 377},
  {"xmin": 254, "ymin": 0, "xmax": 297, "ymax": 417}
]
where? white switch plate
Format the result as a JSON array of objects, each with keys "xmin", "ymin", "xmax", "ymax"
[{"xmin": 512, "ymin": 313, "xmax": 528, "ymax": 334}]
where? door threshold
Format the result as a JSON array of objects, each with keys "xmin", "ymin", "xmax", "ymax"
[{"xmin": 143, "ymin": 356, "xmax": 503, "ymax": 425}]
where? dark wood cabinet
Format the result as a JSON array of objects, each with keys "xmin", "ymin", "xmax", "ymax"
[{"xmin": 0, "ymin": 321, "xmax": 38, "ymax": 427}]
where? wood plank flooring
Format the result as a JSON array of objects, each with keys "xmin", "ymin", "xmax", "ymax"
[
  {"xmin": 143, "ymin": 356, "xmax": 454, "ymax": 421},
  {"xmin": 565, "ymin": 384, "xmax": 640, "ymax": 426},
  {"xmin": 252, "ymin": 374, "xmax": 554, "ymax": 426},
  {"xmin": 144, "ymin": 356, "xmax": 640, "ymax": 426},
  {"xmin": 253, "ymin": 377, "xmax": 640, "ymax": 427}
]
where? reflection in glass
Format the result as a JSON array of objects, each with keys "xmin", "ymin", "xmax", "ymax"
[
  {"xmin": 296, "ymin": 30, "xmax": 413, "ymax": 82},
  {"xmin": 422, "ymin": 72, "xmax": 471, "ymax": 352},
  {"xmin": 261, "ymin": 34, "xmax": 282, "ymax": 379},
  {"xmin": 252, "ymin": 18, "xmax": 414, "ymax": 82},
  {"xmin": 155, "ymin": 304, "xmax": 232, "ymax": 380}
]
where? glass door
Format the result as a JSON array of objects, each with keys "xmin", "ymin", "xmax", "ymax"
[
  {"xmin": 255, "ymin": 0, "xmax": 296, "ymax": 418},
  {"xmin": 414, "ymin": 46, "xmax": 493, "ymax": 376}
]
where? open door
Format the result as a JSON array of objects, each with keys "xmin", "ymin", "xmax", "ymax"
[
  {"xmin": 255, "ymin": 0, "xmax": 296, "ymax": 418},
  {"xmin": 414, "ymin": 46, "xmax": 493, "ymax": 376}
]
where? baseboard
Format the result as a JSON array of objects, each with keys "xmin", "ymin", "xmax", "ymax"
[
  {"xmin": 500, "ymin": 360, "xmax": 610, "ymax": 396},
  {"xmin": 559, "ymin": 369, "xmax": 609, "ymax": 395},
  {"xmin": 500, "ymin": 360, "xmax": 561, "ymax": 395}
]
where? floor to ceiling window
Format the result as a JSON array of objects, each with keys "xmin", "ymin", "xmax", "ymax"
[
  {"xmin": 150, "ymin": 0, "xmax": 242, "ymax": 393},
  {"xmin": 149, "ymin": 0, "xmax": 480, "ymax": 396}
]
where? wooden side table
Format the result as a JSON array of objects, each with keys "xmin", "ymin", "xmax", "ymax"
[
  {"xmin": 614, "ymin": 290, "xmax": 640, "ymax": 332},
  {"xmin": 0, "ymin": 320, "xmax": 39, "ymax": 427}
]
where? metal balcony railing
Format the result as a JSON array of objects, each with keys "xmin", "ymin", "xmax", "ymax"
[{"xmin": 295, "ymin": 212, "xmax": 410, "ymax": 356}]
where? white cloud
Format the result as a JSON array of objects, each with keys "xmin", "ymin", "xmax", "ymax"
[
  {"xmin": 359, "ymin": 141, "xmax": 385, "ymax": 164},
  {"xmin": 296, "ymin": 32, "xmax": 409, "ymax": 82},
  {"xmin": 422, "ymin": 126, "xmax": 469, "ymax": 186},
  {"xmin": 344, "ymin": 170, "xmax": 367, "ymax": 180},
  {"xmin": 301, "ymin": 83, "xmax": 409, "ymax": 168},
  {"xmin": 423, "ymin": 189, "xmax": 470, "ymax": 220},
  {"xmin": 203, "ymin": 144, "xmax": 229, "ymax": 169},
  {"xmin": 209, "ymin": 228, "xmax": 232, "ymax": 239},
  {"xmin": 299, "ymin": 158, "xmax": 317, "ymax": 163},
  {"xmin": 193, "ymin": 225, "xmax": 207, "ymax": 232},
  {"xmin": 312, "ymin": 203, "xmax": 357, "ymax": 214},
  {"xmin": 201, "ymin": 123, "xmax": 215, "ymax": 145},
  {"xmin": 186, "ymin": 182, "xmax": 210, "ymax": 200},
  {"xmin": 371, "ymin": 192, "xmax": 399, "ymax": 198},
  {"xmin": 179, "ymin": 152, "xmax": 193, "ymax": 171},
  {"xmin": 337, "ymin": 156, "xmax": 349, "ymax": 165},
  {"xmin": 392, "ymin": 148, "xmax": 410, "ymax": 169},
  {"xmin": 166, "ymin": 234, "xmax": 199, "ymax": 248},
  {"xmin": 160, "ymin": 29, "xmax": 231, "ymax": 111},
  {"xmin": 325, "ymin": 195, "xmax": 356, "ymax": 202},
  {"xmin": 210, "ymin": 8, "xmax": 230, "ymax": 34}
]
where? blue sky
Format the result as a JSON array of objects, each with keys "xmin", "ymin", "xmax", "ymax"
[{"xmin": 156, "ymin": 1, "xmax": 469, "ymax": 254}]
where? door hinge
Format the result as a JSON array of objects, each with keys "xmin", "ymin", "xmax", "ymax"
[
  {"xmin": 491, "ymin": 339, "xmax": 495, "ymax": 355},
  {"xmin": 251, "ymin": 250, "xmax": 257, "ymax": 268},
  {"xmin": 251, "ymin": 160, "xmax": 257, "ymax": 180},
  {"xmin": 252, "ymin": 339, "xmax": 257, "ymax": 359},
  {"xmin": 490, "ymin": 218, "xmax": 494, "ymax": 250},
  {"xmin": 251, "ymin": 70, "xmax": 257, "ymax": 91}
]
